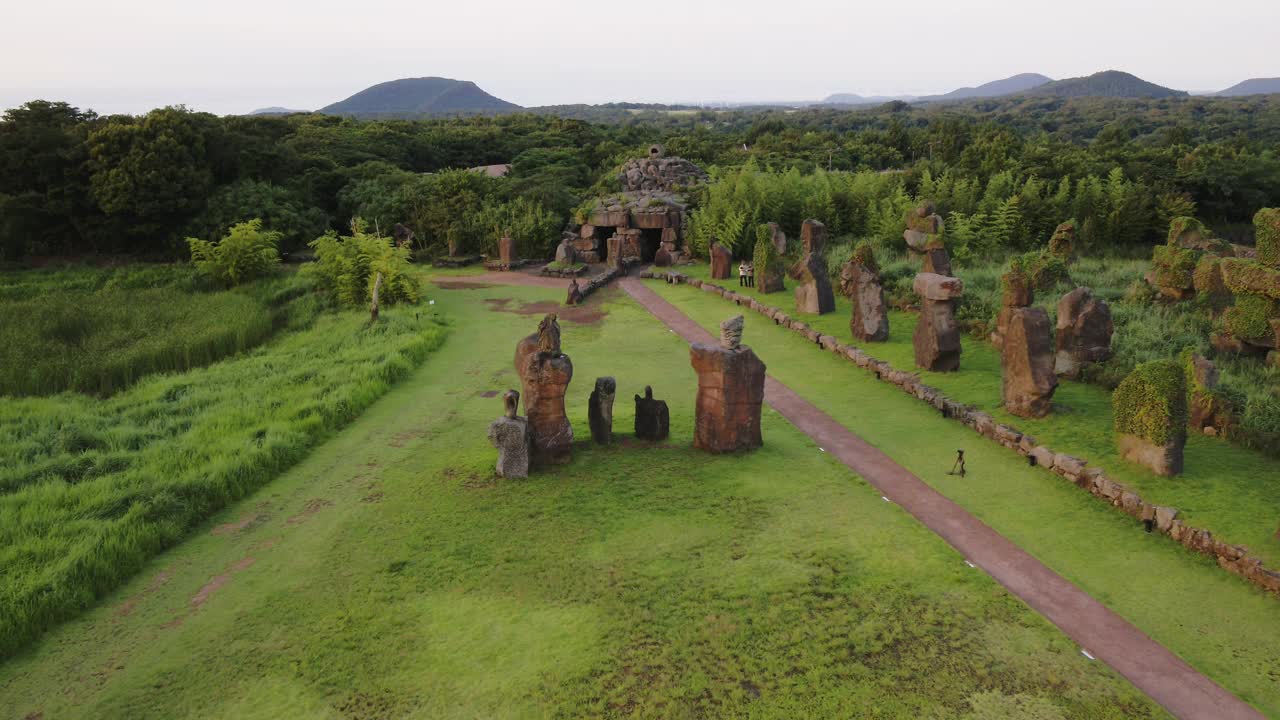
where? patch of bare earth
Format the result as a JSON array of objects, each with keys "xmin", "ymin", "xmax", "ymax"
[
  {"xmin": 113, "ymin": 568, "xmax": 174, "ymax": 619},
  {"xmin": 482, "ymin": 297, "xmax": 608, "ymax": 325},
  {"xmin": 389, "ymin": 429, "xmax": 429, "ymax": 448},
  {"xmin": 285, "ymin": 498, "xmax": 334, "ymax": 525},
  {"xmin": 211, "ymin": 512, "xmax": 267, "ymax": 536},
  {"xmin": 190, "ymin": 557, "xmax": 257, "ymax": 608}
]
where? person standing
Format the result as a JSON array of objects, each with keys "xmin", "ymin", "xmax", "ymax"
[
  {"xmin": 747, "ymin": 262, "xmax": 755, "ymax": 288},
  {"xmin": 738, "ymin": 260, "xmax": 748, "ymax": 287}
]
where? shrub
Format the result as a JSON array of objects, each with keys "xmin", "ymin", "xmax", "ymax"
[
  {"xmin": 1255, "ymin": 207, "xmax": 1279, "ymax": 268},
  {"xmin": 306, "ymin": 219, "xmax": 419, "ymax": 308},
  {"xmin": 186, "ymin": 219, "xmax": 281, "ymax": 286},
  {"xmin": 1113, "ymin": 359, "xmax": 1188, "ymax": 445}
]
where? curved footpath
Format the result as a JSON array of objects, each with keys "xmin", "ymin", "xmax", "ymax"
[{"xmin": 439, "ymin": 270, "xmax": 1263, "ymax": 720}]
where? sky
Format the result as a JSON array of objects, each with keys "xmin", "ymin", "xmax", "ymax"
[{"xmin": 3, "ymin": 0, "xmax": 1277, "ymax": 116}]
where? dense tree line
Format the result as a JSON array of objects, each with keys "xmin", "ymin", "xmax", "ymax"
[{"xmin": 3, "ymin": 94, "xmax": 1280, "ymax": 261}]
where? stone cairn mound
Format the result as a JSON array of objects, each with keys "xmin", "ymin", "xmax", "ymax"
[
  {"xmin": 912, "ymin": 273, "xmax": 964, "ymax": 371},
  {"xmin": 588, "ymin": 377, "xmax": 616, "ymax": 445},
  {"xmin": 838, "ymin": 243, "xmax": 888, "ymax": 342},
  {"xmin": 1054, "ymin": 287, "xmax": 1113, "ymax": 378},
  {"xmin": 997, "ymin": 267, "xmax": 1058, "ymax": 418},
  {"xmin": 514, "ymin": 314, "xmax": 574, "ymax": 465},
  {"xmin": 690, "ymin": 315, "xmax": 766, "ymax": 453},
  {"xmin": 634, "ymin": 386, "xmax": 670, "ymax": 441},
  {"xmin": 903, "ymin": 201, "xmax": 944, "ymax": 258},
  {"xmin": 487, "ymin": 390, "xmax": 530, "ymax": 479},
  {"xmin": 788, "ymin": 220, "xmax": 835, "ymax": 314},
  {"xmin": 1114, "ymin": 360, "xmax": 1187, "ymax": 476},
  {"xmin": 619, "ymin": 145, "xmax": 710, "ymax": 192}
]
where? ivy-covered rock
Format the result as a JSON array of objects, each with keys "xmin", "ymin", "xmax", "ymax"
[
  {"xmin": 1048, "ymin": 220, "xmax": 1076, "ymax": 262},
  {"xmin": 1167, "ymin": 216, "xmax": 1207, "ymax": 247},
  {"xmin": 1255, "ymin": 207, "xmax": 1279, "ymax": 269},
  {"xmin": 1001, "ymin": 259, "xmax": 1033, "ymax": 307},
  {"xmin": 752, "ymin": 225, "xmax": 785, "ymax": 293},
  {"xmin": 1220, "ymin": 258, "xmax": 1280, "ymax": 300},
  {"xmin": 1192, "ymin": 255, "xmax": 1229, "ymax": 298},
  {"xmin": 1018, "ymin": 249, "xmax": 1069, "ymax": 290},
  {"xmin": 1223, "ymin": 294, "xmax": 1280, "ymax": 346},
  {"xmin": 1113, "ymin": 359, "xmax": 1187, "ymax": 475}
]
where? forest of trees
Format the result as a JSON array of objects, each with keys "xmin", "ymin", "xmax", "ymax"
[{"xmin": 3, "ymin": 94, "xmax": 1280, "ymax": 262}]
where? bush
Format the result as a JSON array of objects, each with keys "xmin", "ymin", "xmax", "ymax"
[
  {"xmin": 186, "ymin": 219, "xmax": 281, "ymax": 286},
  {"xmin": 306, "ymin": 219, "xmax": 419, "ymax": 308},
  {"xmin": 1255, "ymin": 207, "xmax": 1279, "ymax": 268},
  {"xmin": 1113, "ymin": 359, "xmax": 1188, "ymax": 445}
]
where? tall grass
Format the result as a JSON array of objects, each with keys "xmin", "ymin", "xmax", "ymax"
[
  {"xmin": 0, "ymin": 270, "xmax": 319, "ymax": 397},
  {"xmin": 0, "ymin": 305, "xmax": 448, "ymax": 659}
]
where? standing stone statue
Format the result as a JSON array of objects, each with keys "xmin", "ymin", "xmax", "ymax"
[
  {"xmin": 754, "ymin": 226, "xmax": 786, "ymax": 294},
  {"xmin": 1055, "ymin": 287, "xmax": 1114, "ymax": 378},
  {"xmin": 554, "ymin": 237, "xmax": 577, "ymax": 266},
  {"xmin": 912, "ymin": 273, "xmax": 963, "ymax": 371},
  {"xmin": 1001, "ymin": 300, "xmax": 1058, "ymax": 418},
  {"xmin": 788, "ymin": 220, "xmax": 835, "ymax": 314},
  {"xmin": 991, "ymin": 263, "xmax": 1033, "ymax": 351},
  {"xmin": 691, "ymin": 315, "xmax": 767, "ymax": 452},
  {"xmin": 634, "ymin": 386, "xmax": 670, "ymax": 441},
  {"xmin": 393, "ymin": 223, "xmax": 416, "ymax": 249},
  {"xmin": 588, "ymin": 377, "xmax": 616, "ymax": 444},
  {"xmin": 921, "ymin": 246, "xmax": 952, "ymax": 277},
  {"xmin": 839, "ymin": 243, "xmax": 889, "ymax": 342},
  {"xmin": 487, "ymin": 390, "xmax": 530, "ymax": 478},
  {"xmin": 769, "ymin": 222, "xmax": 787, "ymax": 256},
  {"xmin": 903, "ymin": 202, "xmax": 944, "ymax": 257},
  {"xmin": 498, "ymin": 235, "xmax": 517, "ymax": 267},
  {"xmin": 566, "ymin": 278, "xmax": 583, "ymax": 306},
  {"xmin": 514, "ymin": 314, "xmax": 574, "ymax": 465},
  {"xmin": 710, "ymin": 241, "xmax": 733, "ymax": 280}
]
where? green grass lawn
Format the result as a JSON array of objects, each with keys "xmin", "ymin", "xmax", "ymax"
[
  {"xmin": 648, "ymin": 269, "xmax": 1280, "ymax": 716},
  {"xmin": 680, "ymin": 262, "xmax": 1280, "ymax": 568},
  {"xmin": 0, "ymin": 277, "xmax": 1165, "ymax": 719}
]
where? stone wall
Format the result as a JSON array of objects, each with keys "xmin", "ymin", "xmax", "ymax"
[{"xmin": 643, "ymin": 269, "xmax": 1280, "ymax": 599}]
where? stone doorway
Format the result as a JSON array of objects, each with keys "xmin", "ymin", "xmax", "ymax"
[{"xmin": 640, "ymin": 229, "xmax": 662, "ymax": 263}]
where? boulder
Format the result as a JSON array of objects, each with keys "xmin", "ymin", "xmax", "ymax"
[
  {"xmin": 654, "ymin": 244, "xmax": 673, "ymax": 267},
  {"xmin": 1118, "ymin": 433, "xmax": 1185, "ymax": 476},
  {"xmin": 992, "ymin": 267, "xmax": 1032, "ymax": 350},
  {"xmin": 588, "ymin": 377, "xmax": 616, "ymax": 445},
  {"xmin": 788, "ymin": 220, "xmax": 836, "ymax": 314},
  {"xmin": 690, "ymin": 316, "xmax": 767, "ymax": 453},
  {"xmin": 710, "ymin": 241, "xmax": 733, "ymax": 279},
  {"xmin": 1113, "ymin": 360, "xmax": 1186, "ymax": 476},
  {"xmin": 487, "ymin": 390, "xmax": 530, "ymax": 478},
  {"xmin": 514, "ymin": 314, "xmax": 574, "ymax": 465},
  {"xmin": 565, "ymin": 279, "xmax": 583, "ymax": 306},
  {"xmin": 912, "ymin": 273, "xmax": 963, "ymax": 372},
  {"xmin": 634, "ymin": 386, "xmax": 670, "ymax": 441},
  {"xmin": 1001, "ymin": 307, "xmax": 1058, "ymax": 418},
  {"xmin": 903, "ymin": 202, "xmax": 944, "ymax": 255},
  {"xmin": 1055, "ymin": 287, "xmax": 1113, "ymax": 378}
]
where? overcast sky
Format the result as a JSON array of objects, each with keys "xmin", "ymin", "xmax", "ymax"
[{"xmin": 3, "ymin": 0, "xmax": 1277, "ymax": 116}]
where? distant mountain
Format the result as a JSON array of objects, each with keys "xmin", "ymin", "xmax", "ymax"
[
  {"xmin": 820, "ymin": 93, "xmax": 916, "ymax": 106},
  {"xmin": 248, "ymin": 106, "xmax": 309, "ymax": 115},
  {"xmin": 319, "ymin": 77, "xmax": 521, "ymax": 118},
  {"xmin": 1212, "ymin": 78, "xmax": 1280, "ymax": 97},
  {"xmin": 1026, "ymin": 70, "xmax": 1186, "ymax": 99},
  {"xmin": 922, "ymin": 73, "xmax": 1053, "ymax": 101}
]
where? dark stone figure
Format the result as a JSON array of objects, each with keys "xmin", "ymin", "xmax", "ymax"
[
  {"xmin": 634, "ymin": 386, "xmax": 670, "ymax": 441},
  {"xmin": 566, "ymin": 278, "xmax": 583, "ymax": 306},
  {"xmin": 710, "ymin": 241, "xmax": 733, "ymax": 280},
  {"xmin": 588, "ymin": 377, "xmax": 616, "ymax": 444},
  {"xmin": 912, "ymin": 273, "xmax": 964, "ymax": 372},
  {"xmin": 690, "ymin": 315, "xmax": 766, "ymax": 453},
  {"xmin": 788, "ymin": 220, "xmax": 836, "ymax": 314}
]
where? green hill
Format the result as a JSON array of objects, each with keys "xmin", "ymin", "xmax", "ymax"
[
  {"xmin": 1213, "ymin": 78, "xmax": 1280, "ymax": 97},
  {"xmin": 1027, "ymin": 70, "xmax": 1187, "ymax": 99},
  {"xmin": 319, "ymin": 77, "xmax": 520, "ymax": 118}
]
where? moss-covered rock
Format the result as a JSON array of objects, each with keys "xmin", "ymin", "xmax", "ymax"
[
  {"xmin": 1001, "ymin": 262, "xmax": 1033, "ymax": 307},
  {"xmin": 1018, "ymin": 250, "xmax": 1069, "ymax": 290},
  {"xmin": 1113, "ymin": 359, "xmax": 1187, "ymax": 446},
  {"xmin": 851, "ymin": 240, "xmax": 879, "ymax": 274},
  {"xmin": 1220, "ymin": 258, "xmax": 1280, "ymax": 300},
  {"xmin": 1167, "ymin": 216, "xmax": 1207, "ymax": 246},
  {"xmin": 1048, "ymin": 220, "xmax": 1076, "ymax": 262},
  {"xmin": 1223, "ymin": 294, "xmax": 1280, "ymax": 346},
  {"xmin": 1255, "ymin": 207, "xmax": 1280, "ymax": 269},
  {"xmin": 1150, "ymin": 244, "xmax": 1200, "ymax": 290},
  {"xmin": 1192, "ymin": 255, "xmax": 1230, "ymax": 299}
]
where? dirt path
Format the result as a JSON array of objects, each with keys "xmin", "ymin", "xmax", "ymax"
[{"xmin": 613, "ymin": 277, "xmax": 1260, "ymax": 720}]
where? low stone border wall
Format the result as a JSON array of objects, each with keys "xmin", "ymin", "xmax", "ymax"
[
  {"xmin": 431, "ymin": 255, "xmax": 482, "ymax": 268},
  {"xmin": 484, "ymin": 259, "xmax": 537, "ymax": 271},
  {"xmin": 646, "ymin": 269, "xmax": 1280, "ymax": 598},
  {"xmin": 568, "ymin": 266, "xmax": 625, "ymax": 305},
  {"xmin": 541, "ymin": 264, "xmax": 589, "ymax": 278}
]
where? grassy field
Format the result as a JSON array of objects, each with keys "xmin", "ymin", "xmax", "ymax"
[
  {"xmin": 0, "ymin": 266, "xmax": 322, "ymax": 396},
  {"xmin": 0, "ymin": 267, "xmax": 447, "ymax": 658},
  {"xmin": 0, "ymin": 277, "xmax": 1164, "ymax": 719},
  {"xmin": 647, "ymin": 272, "xmax": 1280, "ymax": 715},
  {"xmin": 682, "ymin": 261, "xmax": 1280, "ymax": 567}
]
